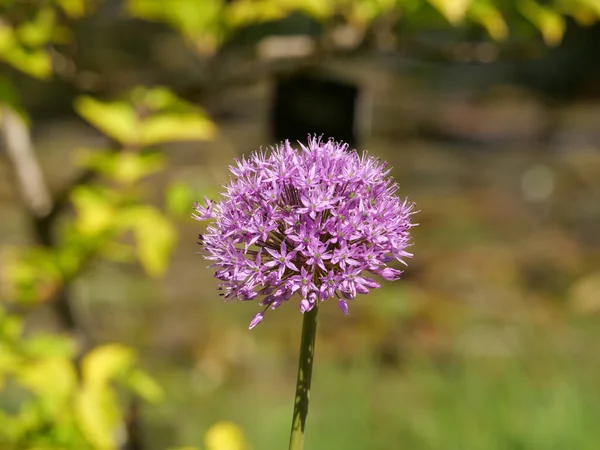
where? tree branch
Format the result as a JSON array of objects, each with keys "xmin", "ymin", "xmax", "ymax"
[{"xmin": 0, "ymin": 107, "xmax": 53, "ymax": 218}]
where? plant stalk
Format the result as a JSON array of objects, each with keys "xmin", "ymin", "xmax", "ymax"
[{"xmin": 288, "ymin": 301, "xmax": 319, "ymax": 450}]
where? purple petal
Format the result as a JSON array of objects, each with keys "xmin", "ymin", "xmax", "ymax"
[
  {"xmin": 338, "ymin": 299, "xmax": 349, "ymax": 315},
  {"xmin": 300, "ymin": 298, "xmax": 311, "ymax": 313},
  {"xmin": 380, "ymin": 268, "xmax": 402, "ymax": 280},
  {"xmin": 249, "ymin": 312, "xmax": 264, "ymax": 329}
]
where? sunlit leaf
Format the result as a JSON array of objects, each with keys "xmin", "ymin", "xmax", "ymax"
[
  {"xmin": 5, "ymin": 46, "xmax": 52, "ymax": 79},
  {"xmin": 125, "ymin": 369, "xmax": 164, "ymax": 403},
  {"xmin": 469, "ymin": 1, "xmax": 509, "ymax": 41},
  {"xmin": 57, "ymin": 0, "xmax": 87, "ymax": 18},
  {"xmin": 111, "ymin": 152, "xmax": 166, "ymax": 184},
  {"xmin": 16, "ymin": 8, "xmax": 56, "ymax": 47},
  {"xmin": 128, "ymin": 0, "xmax": 223, "ymax": 45},
  {"xmin": 123, "ymin": 206, "xmax": 177, "ymax": 277},
  {"xmin": 428, "ymin": 0, "xmax": 473, "ymax": 24},
  {"xmin": 74, "ymin": 96, "xmax": 139, "ymax": 146},
  {"xmin": 0, "ymin": 309, "xmax": 24, "ymax": 340},
  {"xmin": 18, "ymin": 358, "xmax": 77, "ymax": 411},
  {"xmin": 76, "ymin": 386, "xmax": 121, "ymax": 450},
  {"xmin": 140, "ymin": 113, "xmax": 217, "ymax": 146},
  {"xmin": 81, "ymin": 344, "xmax": 136, "ymax": 388},
  {"xmin": 166, "ymin": 182, "xmax": 196, "ymax": 218},
  {"xmin": 71, "ymin": 186, "xmax": 115, "ymax": 236},
  {"xmin": 1, "ymin": 246, "xmax": 62, "ymax": 304},
  {"xmin": 204, "ymin": 421, "xmax": 247, "ymax": 450},
  {"xmin": 75, "ymin": 147, "xmax": 166, "ymax": 184},
  {"xmin": 226, "ymin": 0, "xmax": 288, "ymax": 27},
  {"xmin": 23, "ymin": 334, "xmax": 77, "ymax": 359},
  {"xmin": 519, "ymin": 0, "xmax": 566, "ymax": 46},
  {"xmin": 295, "ymin": 0, "xmax": 336, "ymax": 20}
]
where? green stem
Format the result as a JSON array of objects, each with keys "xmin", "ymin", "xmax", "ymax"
[{"xmin": 289, "ymin": 301, "xmax": 319, "ymax": 450}]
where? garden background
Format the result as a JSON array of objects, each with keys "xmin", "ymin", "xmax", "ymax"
[{"xmin": 1, "ymin": 1, "xmax": 600, "ymax": 449}]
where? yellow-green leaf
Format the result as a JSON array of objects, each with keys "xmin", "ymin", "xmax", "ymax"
[
  {"xmin": 469, "ymin": 1, "xmax": 508, "ymax": 41},
  {"xmin": 23, "ymin": 334, "xmax": 77, "ymax": 359},
  {"xmin": 126, "ymin": 369, "xmax": 164, "ymax": 403},
  {"xmin": 428, "ymin": 0, "xmax": 473, "ymax": 24},
  {"xmin": 519, "ymin": 0, "xmax": 566, "ymax": 46},
  {"xmin": 140, "ymin": 113, "xmax": 217, "ymax": 146},
  {"xmin": 166, "ymin": 182, "xmax": 196, "ymax": 217},
  {"xmin": 16, "ymin": 8, "xmax": 56, "ymax": 47},
  {"xmin": 121, "ymin": 206, "xmax": 177, "ymax": 277},
  {"xmin": 74, "ymin": 96, "xmax": 139, "ymax": 146},
  {"xmin": 0, "ymin": 23, "xmax": 16, "ymax": 54},
  {"xmin": 18, "ymin": 358, "xmax": 77, "ymax": 411},
  {"xmin": 76, "ymin": 386, "xmax": 121, "ymax": 450},
  {"xmin": 71, "ymin": 186, "xmax": 115, "ymax": 236},
  {"xmin": 81, "ymin": 344, "xmax": 136, "ymax": 389},
  {"xmin": 57, "ymin": 0, "xmax": 87, "ymax": 18},
  {"xmin": 204, "ymin": 421, "xmax": 247, "ymax": 450},
  {"xmin": 113, "ymin": 152, "xmax": 166, "ymax": 184},
  {"xmin": 5, "ymin": 46, "xmax": 52, "ymax": 79}
]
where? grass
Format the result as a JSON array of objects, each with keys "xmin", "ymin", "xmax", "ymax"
[{"xmin": 143, "ymin": 318, "xmax": 600, "ymax": 450}]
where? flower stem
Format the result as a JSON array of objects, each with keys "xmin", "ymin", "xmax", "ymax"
[{"xmin": 288, "ymin": 301, "xmax": 319, "ymax": 450}]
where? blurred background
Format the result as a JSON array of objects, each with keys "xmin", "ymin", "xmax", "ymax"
[{"xmin": 1, "ymin": 1, "xmax": 600, "ymax": 449}]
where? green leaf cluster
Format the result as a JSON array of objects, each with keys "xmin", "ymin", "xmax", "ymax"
[
  {"xmin": 0, "ymin": 308, "xmax": 162, "ymax": 450},
  {"xmin": 124, "ymin": 0, "xmax": 600, "ymax": 47},
  {"xmin": 74, "ymin": 86, "xmax": 216, "ymax": 149},
  {"xmin": 0, "ymin": 0, "xmax": 93, "ymax": 79}
]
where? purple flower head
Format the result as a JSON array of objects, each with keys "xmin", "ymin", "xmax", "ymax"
[{"xmin": 193, "ymin": 137, "xmax": 416, "ymax": 328}]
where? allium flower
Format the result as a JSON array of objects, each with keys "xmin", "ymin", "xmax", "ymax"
[{"xmin": 193, "ymin": 137, "xmax": 416, "ymax": 328}]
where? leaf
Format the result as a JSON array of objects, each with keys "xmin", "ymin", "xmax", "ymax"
[
  {"xmin": 0, "ymin": 24, "xmax": 16, "ymax": 54},
  {"xmin": 125, "ymin": 369, "xmax": 164, "ymax": 403},
  {"xmin": 133, "ymin": 86, "xmax": 217, "ymax": 145},
  {"xmin": 120, "ymin": 206, "xmax": 177, "ymax": 277},
  {"xmin": 428, "ymin": 0, "xmax": 473, "ymax": 24},
  {"xmin": 115, "ymin": 152, "xmax": 166, "ymax": 184},
  {"xmin": 204, "ymin": 421, "xmax": 247, "ymax": 450},
  {"xmin": 56, "ymin": 0, "xmax": 87, "ymax": 18},
  {"xmin": 81, "ymin": 344, "xmax": 136, "ymax": 389},
  {"xmin": 76, "ymin": 149, "xmax": 166, "ymax": 185},
  {"xmin": 129, "ymin": 0, "xmax": 223, "ymax": 42},
  {"xmin": 1, "ymin": 246, "xmax": 63, "ymax": 304},
  {"xmin": 140, "ymin": 112, "xmax": 217, "ymax": 146},
  {"xmin": 226, "ymin": 0, "xmax": 288, "ymax": 27},
  {"xmin": 166, "ymin": 182, "xmax": 196, "ymax": 218},
  {"xmin": 18, "ymin": 358, "xmax": 77, "ymax": 412},
  {"xmin": 16, "ymin": 8, "xmax": 56, "ymax": 47},
  {"xmin": 22, "ymin": 334, "xmax": 77, "ymax": 359},
  {"xmin": 71, "ymin": 186, "xmax": 115, "ymax": 236},
  {"xmin": 76, "ymin": 386, "xmax": 121, "ymax": 450},
  {"xmin": 134, "ymin": 85, "xmax": 182, "ymax": 111},
  {"xmin": 519, "ymin": 0, "xmax": 566, "ymax": 46},
  {"xmin": 469, "ymin": 1, "xmax": 508, "ymax": 41},
  {"xmin": 4, "ymin": 46, "xmax": 52, "ymax": 79},
  {"xmin": 74, "ymin": 96, "xmax": 139, "ymax": 146}
]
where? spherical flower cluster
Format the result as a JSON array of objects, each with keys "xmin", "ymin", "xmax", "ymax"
[{"xmin": 193, "ymin": 137, "xmax": 416, "ymax": 328}]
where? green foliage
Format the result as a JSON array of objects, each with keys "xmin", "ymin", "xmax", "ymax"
[
  {"xmin": 0, "ymin": 308, "xmax": 162, "ymax": 450},
  {"xmin": 0, "ymin": 0, "xmax": 90, "ymax": 79},
  {"xmin": 123, "ymin": 0, "xmax": 600, "ymax": 46},
  {"xmin": 1, "ymin": 1, "xmax": 598, "ymax": 449},
  {"xmin": 74, "ymin": 87, "xmax": 216, "ymax": 149},
  {"xmin": 166, "ymin": 182, "xmax": 198, "ymax": 219},
  {"xmin": 3, "ymin": 85, "xmax": 215, "ymax": 304}
]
